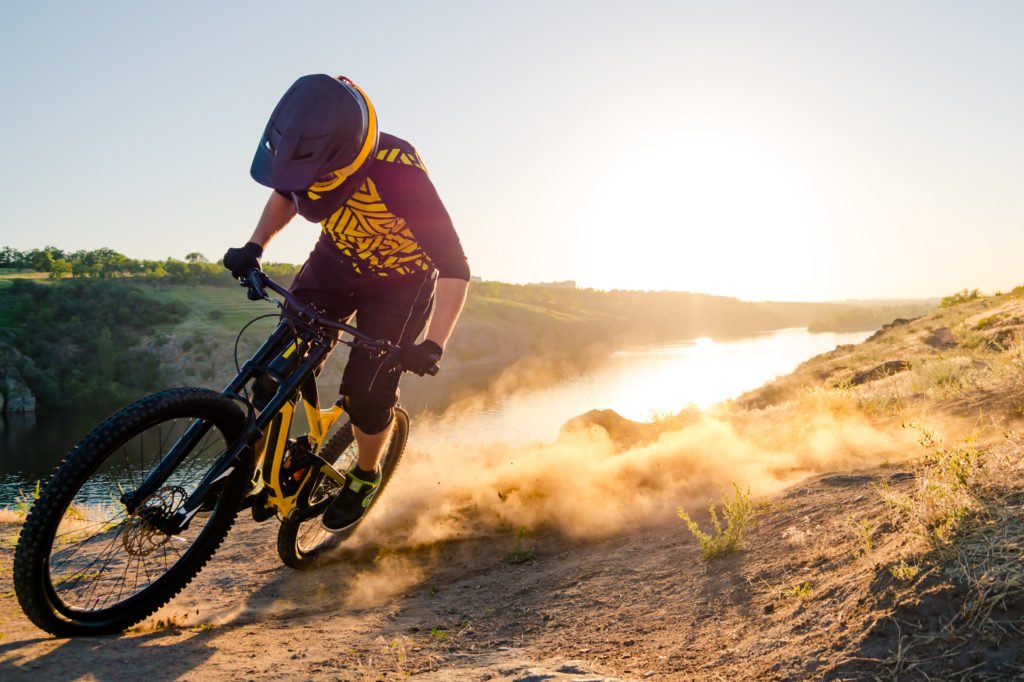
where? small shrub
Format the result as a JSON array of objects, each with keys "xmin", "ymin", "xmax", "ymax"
[
  {"xmin": 974, "ymin": 315, "xmax": 1000, "ymax": 331},
  {"xmin": 677, "ymin": 483, "xmax": 758, "ymax": 560},
  {"xmin": 940, "ymin": 289, "xmax": 982, "ymax": 308},
  {"xmin": 876, "ymin": 423, "xmax": 984, "ymax": 548},
  {"xmin": 503, "ymin": 526, "xmax": 536, "ymax": 565},
  {"xmin": 849, "ymin": 517, "xmax": 876, "ymax": 558},
  {"xmin": 14, "ymin": 480, "xmax": 42, "ymax": 516},
  {"xmin": 890, "ymin": 560, "xmax": 920, "ymax": 582},
  {"xmin": 784, "ymin": 582, "xmax": 814, "ymax": 602}
]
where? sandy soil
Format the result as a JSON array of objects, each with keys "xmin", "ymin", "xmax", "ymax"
[
  {"xmin": 1, "ymin": 463, "xmax": 963, "ymax": 681},
  {"xmin": 5, "ymin": 295, "xmax": 1024, "ymax": 680}
]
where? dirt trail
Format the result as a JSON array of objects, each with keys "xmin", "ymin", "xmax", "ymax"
[
  {"xmin": 0, "ymin": 463, "xmax": 930, "ymax": 681},
  {"xmin": 6, "ymin": 294, "xmax": 1024, "ymax": 679}
]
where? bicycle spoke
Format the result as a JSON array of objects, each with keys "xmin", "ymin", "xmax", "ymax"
[
  {"xmin": 70, "ymin": 531, "xmax": 129, "ymax": 609},
  {"xmin": 43, "ymin": 411, "xmax": 234, "ymax": 615},
  {"xmin": 53, "ymin": 512, "xmax": 126, "ymax": 541},
  {"xmin": 50, "ymin": 522, "xmax": 126, "ymax": 571}
]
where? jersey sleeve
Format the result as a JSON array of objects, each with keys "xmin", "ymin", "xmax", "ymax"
[{"xmin": 372, "ymin": 154, "xmax": 471, "ymax": 281}]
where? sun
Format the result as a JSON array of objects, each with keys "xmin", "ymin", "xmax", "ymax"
[{"xmin": 580, "ymin": 131, "xmax": 828, "ymax": 300}]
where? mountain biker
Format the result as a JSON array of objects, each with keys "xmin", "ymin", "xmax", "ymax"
[{"xmin": 222, "ymin": 74, "xmax": 470, "ymax": 533}]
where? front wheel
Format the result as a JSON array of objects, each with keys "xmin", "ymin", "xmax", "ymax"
[
  {"xmin": 13, "ymin": 388, "xmax": 249, "ymax": 636},
  {"xmin": 276, "ymin": 407, "xmax": 408, "ymax": 569}
]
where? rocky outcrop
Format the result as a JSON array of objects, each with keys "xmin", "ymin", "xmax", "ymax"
[
  {"xmin": 867, "ymin": 317, "xmax": 916, "ymax": 342},
  {"xmin": 850, "ymin": 360, "xmax": 911, "ymax": 386},
  {"xmin": 923, "ymin": 327, "xmax": 958, "ymax": 350},
  {"xmin": 559, "ymin": 407, "xmax": 699, "ymax": 450},
  {"xmin": 0, "ymin": 342, "xmax": 38, "ymax": 414}
]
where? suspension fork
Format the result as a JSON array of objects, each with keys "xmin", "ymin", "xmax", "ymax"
[{"xmin": 125, "ymin": 327, "xmax": 332, "ymax": 534}]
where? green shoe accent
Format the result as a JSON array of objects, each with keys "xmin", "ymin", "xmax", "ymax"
[{"xmin": 346, "ymin": 470, "xmax": 381, "ymax": 507}]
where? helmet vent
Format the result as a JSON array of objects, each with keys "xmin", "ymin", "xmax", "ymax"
[
  {"xmin": 265, "ymin": 124, "xmax": 284, "ymax": 154},
  {"xmin": 293, "ymin": 138, "xmax": 319, "ymax": 161}
]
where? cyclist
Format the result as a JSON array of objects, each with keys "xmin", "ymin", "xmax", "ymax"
[{"xmin": 223, "ymin": 74, "xmax": 470, "ymax": 533}]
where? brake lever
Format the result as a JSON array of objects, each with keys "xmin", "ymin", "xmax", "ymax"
[
  {"xmin": 243, "ymin": 270, "xmax": 272, "ymax": 303},
  {"xmin": 424, "ymin": 352, "xmax": 441, "ymax": 376},
  {"xmin": 382, "ymin": 345, "xmax": 440, "ymax": 376}
]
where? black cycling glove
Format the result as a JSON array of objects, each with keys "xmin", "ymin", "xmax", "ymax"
[
  {"xmin": 223, "ymin": 242, "xmax": 263, "ymax": 278},
  {"xmin": 400, "ymin": 340, "xmax": 443, "ymax": 376}
]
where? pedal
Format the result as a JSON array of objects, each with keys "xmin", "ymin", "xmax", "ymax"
[
  {"xmin": 251, "ymin": 504, "xmax": 276, "ymax": 523},
  {"xmin": 249, "ymin": 489, "xmax": 276, "ymax": 523}
]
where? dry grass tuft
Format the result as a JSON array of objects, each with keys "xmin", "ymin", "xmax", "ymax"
[
  {"xmin": 677, "ymin": 484, "xmax": 758, "ymax": 561},
  {"xmin": 846, "ymin": 426, "xmax": 1024, "ymax": 677}
]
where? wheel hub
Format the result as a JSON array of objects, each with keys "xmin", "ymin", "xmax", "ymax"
[{"xmin": 121, "ymin": 486, "xmax": 187, "ymax": 557}]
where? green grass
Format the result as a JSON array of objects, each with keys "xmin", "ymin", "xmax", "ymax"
[
  {"xmin": 0, "ymin": 271, "xmax": 50, "ymax": 281},
  {"xmin": 143, "ymin": 285, "xmax": 274, "ymax": 333},
  {"xmin": 473, "ymin": 296, "xmax": 588, "ymax": 323}
]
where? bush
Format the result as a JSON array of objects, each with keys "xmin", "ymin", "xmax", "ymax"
[
  {"xmin": 875, "ymin": 422, "xmax": 983, "ymax": 547},
  {"xmin": 677, "ymin": 484, "xmax": 758, "ymax": 560},
  {"xmin": 940, "ymin": 289, "xmax": 982, "ymax": 308}
]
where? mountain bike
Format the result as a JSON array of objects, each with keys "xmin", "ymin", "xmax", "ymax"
[{"xmin": 12, "ymin": 271, "xmax": 434, "ymax": 637}]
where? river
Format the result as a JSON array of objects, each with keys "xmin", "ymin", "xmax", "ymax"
[{"xmin": 0, "ymin": 327, "xmax": 870, "ymax": 506}]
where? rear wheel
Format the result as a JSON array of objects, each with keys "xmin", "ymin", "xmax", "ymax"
[
  {"xmin": 276, "ymin": 407, "xmax": 408, "ymax": 569},
  {"xmin": 13, "ymin": 388, "xmax": 249, "ymax": 636}
]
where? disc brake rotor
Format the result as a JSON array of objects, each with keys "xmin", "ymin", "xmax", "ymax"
[{"xmin": 121, "ymin": 486, "xmax": 188, "ymax": 557}]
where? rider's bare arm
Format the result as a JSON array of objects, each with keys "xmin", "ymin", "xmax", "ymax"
[
  {"xmin": 426, "ymin": 277, "xmax": 469, "ymax": 349},
  {"xmin": 248, "ymin": 190, "xmax": 297, "ymax": 249}
]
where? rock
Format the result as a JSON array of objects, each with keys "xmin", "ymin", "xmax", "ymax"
[
  {"xmin": 0, "ymin": 342, "xmax": 39, "ymax": 414},
  {"xmin": 923, "ymin": 327, "xmax": 957, "ymax": 350},
  {"xmin": 849, "ymin": 360, "xmax": 911, "ymax": 386},
  {"xmin": 866, "ymin": 317, "xmax": 916, "ymax": 341},
  {"xmin": 2, "ymin": 369, "xmax": 37, "ymax": 414},
  {"xmin": 560, "ymin": 409, "xmax": 653, "ymax": 445},
  {"xmin": 990, "ymin": 327, "xmax": 1017, "ymax": 349},
  {"xmin": 559, "ymin": 408, "xmax": 698, "ymax": 449}
]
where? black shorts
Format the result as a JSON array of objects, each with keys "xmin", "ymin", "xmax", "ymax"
[{"xmin": 289, "ymin": 238, "xmax": 435, "ymax": 409}]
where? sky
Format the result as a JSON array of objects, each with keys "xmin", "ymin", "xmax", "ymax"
[{"xmin": 0, "ymin": 1, "xmax": 1021, "ymax": 301}]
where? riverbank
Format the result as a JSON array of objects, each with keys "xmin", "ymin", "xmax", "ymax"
[
  {"xmin": 0, "ymin": 328, "xmax": 872, "ymax": 506},
  {"xmin": 1, "ymin": 288, "xmax": 1022, "ymax": 678},
  {"xmin": 0, "ymin": 269, "xmax": 933, "ymax": 415}
]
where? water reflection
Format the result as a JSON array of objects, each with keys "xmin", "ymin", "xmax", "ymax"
[
  {"xmin": 1, "ymin": 328, "xmax": 869, "ymax": 505},
  {"xmin": 412, "ymin": 328, "xmax": 871, "ymax": 447}
]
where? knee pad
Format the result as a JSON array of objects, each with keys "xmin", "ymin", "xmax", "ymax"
[{"xmin": 344, "ymin": 396, "xmax": 394, "ymax": 435}]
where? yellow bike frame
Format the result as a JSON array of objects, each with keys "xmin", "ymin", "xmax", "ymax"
[{"xmin": 249, "ymin": 338, "xmax": 349, "ymax": 519}]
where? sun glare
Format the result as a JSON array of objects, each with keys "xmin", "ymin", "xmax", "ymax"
[{"xmin": 582, "ymin": 132, "xmax": 828, "ymax": 300}]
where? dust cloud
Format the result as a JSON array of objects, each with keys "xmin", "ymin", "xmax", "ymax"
[
  {"xmin": 354, "ymin": 392, "xmax": 918, "ymax": 550},
  {"xmin": 342, "ymin": 555, "xmax": 428, "ymax": 609}
]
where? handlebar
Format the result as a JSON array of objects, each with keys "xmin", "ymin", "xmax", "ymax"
[{"xmin": 241, "ymin": 270, "xmax": 440, "ymax": 376}]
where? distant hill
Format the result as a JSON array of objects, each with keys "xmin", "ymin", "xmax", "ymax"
[{"xmin": 0, "ymin": 246, "xmax": 933, "ymax": 412}]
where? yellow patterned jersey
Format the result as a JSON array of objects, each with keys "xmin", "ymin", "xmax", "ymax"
[{"xmin": 315, "ymin": 133, "xmax": 469, "ymax": 280}]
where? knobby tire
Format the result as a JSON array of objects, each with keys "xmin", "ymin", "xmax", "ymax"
[
  {"xmin": 276, "ymin": 407, "xmax": 409, "ymax": 569},
  {"xmin": 13, "ymin": 388, "xmax": 249, "ymax": 636}
]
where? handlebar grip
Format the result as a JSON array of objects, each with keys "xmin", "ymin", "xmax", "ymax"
[{"xmin": 426, "ymin": 365, "xmax": 439, "ymax": 376}]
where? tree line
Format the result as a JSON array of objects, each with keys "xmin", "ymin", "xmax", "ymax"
[
  {"xmin": 0, "ymin": 246, "xmax": 298, "ymax": 284},
  {"xmin": 1, "ymin": 279, "xmax": 187, "ymax": 407}
]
